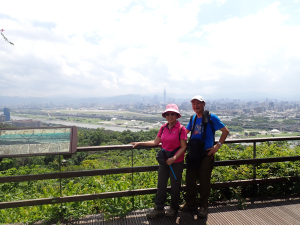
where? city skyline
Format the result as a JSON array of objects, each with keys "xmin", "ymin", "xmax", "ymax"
[
  {"xmin": 1, "ymin": 93, "xmax": 300, "ymax": 108},
  {"xmin": 1, "ymin": 0, "xmax": 300, "ymax": 100}
]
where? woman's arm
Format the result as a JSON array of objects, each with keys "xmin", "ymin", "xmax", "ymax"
[
  {"xmin": 131, "ymin": 136, "xmax": 161, "ymax": 148},
  {"xmin": 166, "ymin": 139, "xmax": 187, "ymax": 165}
]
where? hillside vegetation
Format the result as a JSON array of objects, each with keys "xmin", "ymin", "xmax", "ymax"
[{"xmin": 0, "ymin": 127, "xmax": 300, "ymax": 224}]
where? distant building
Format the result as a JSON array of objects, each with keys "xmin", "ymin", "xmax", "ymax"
[
  {"xmin": 12, "ymin": 119, "xmax": 42, "ymax": 128},
  {"xmin": 243, "ymin": 108, "xmax": 250, "ymax": 113},
  {"xmin": 265, "ymin": 98, "xmax": 269, "ymax": 103},
  {"xmin": 278, "ymin": 107, "xmax": 284, "ymax": 112},
  {"xmin": 164, "ymin": 89, "xmax": 166, "ymax": 103},
  {"xmin": 3, "ymin": 108, "xmax": 10, "ymax": 121},
  {"xmin": 270, "ymin": 129, "xmax": 280, "ymax": 134},
  {"xmin": 0, "ymin": 114, "xmax": 6, "ymax": 122},
  {"xmin": 254, "ymin": 107, "xmax": 264, "ymax": 113},
  {"xmin": 154, "ymin": 95, "xmax": 159, "ymax": 104},
  {"xmin": 210, "ymin": 104, "xmax": 217, "ymax": 111},
  {"xmin": 180, "ymin": 102, "xmax": 189, "ymax": 110},
  {"xmin": 233, "ymin": 99, "xmax": 240, "ymax": 104}
]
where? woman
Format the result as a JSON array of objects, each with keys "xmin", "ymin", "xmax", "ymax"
[{"xmin": 132, "ymin": 103, "xmax": 187, "ymax": 218}]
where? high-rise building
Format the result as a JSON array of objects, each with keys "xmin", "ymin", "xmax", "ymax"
[
  {"xmin": 164, "ymin": 89, "xmax": 166, "ymax": 103},
  {"xmin": 3, "ymin": 108, "xmax": 10, "ymax": 121}
]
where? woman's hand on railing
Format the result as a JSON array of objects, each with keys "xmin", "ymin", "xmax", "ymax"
[
  {"xmin": 131, "ymin": 142, "xmax": 140, "ymax": 148},
  {"xmin": 131, "ymin": 137, "xmax": 161, "ymax": 148}
]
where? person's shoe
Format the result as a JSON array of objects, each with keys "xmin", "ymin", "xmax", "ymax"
[
  {"xmin": 180, "ymin": 203, "xmax": 195, "ymax": 211},
  {"xmin": 146, "ymin": 208, "xmax": 165, "ymax": 219},
  {"xmin": 197, "ymin": 206, "xmax": 208, "ymax": 217},
  {"xmin": 165, "ymin": 207, "xmax": 177, "ymax": 217}
]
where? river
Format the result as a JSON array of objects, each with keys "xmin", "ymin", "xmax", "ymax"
[{"xmin": 10, "ymin": 116, "xmax": 145, "ymax": 132}]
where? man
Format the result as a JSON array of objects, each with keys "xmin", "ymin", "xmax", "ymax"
[{"xmin": 180, "ymin": 95, "xmax": 229, "ymax": 217}]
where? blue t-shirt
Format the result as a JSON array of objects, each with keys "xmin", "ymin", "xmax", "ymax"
[{"xmin": 186, "ymin": 113, "xmax": 225, "ymax": 150}]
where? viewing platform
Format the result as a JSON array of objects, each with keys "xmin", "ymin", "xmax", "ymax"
[
  {"xmin": 1, "ymin": 127, "xmax": 300, "ymax": 224},
  {"xmin": 42, "ymin": 197, "xmax": 300, "ymax": 224}
]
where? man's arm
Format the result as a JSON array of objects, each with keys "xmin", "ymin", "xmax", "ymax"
[
  {"xmin": 206, "ymin": 126, "xmax": 229, "ymax": 156},
  {"xmin": 217, "ymin": 126, "xmax": 229, "ymax": 146}
]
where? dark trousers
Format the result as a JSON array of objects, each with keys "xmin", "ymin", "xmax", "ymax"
[
  {"xmin": 184, "ymin": 155, "xmax": 213, "ymax": 208},
  {"xmin": 155, "ymin": 161, "xmax": 184, "ymax": 210}
]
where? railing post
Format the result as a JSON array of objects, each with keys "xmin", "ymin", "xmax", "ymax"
[
  {"xmin": 252, "ymin": 141, "xmax": 258, "ymax": 198},
  {"xmin": 59, "ymin": 155, "xmax": 62, "ymax": 197},
  {"xmin": 253, "ymin": 142, "xmax": 256, "ymax": 180},
  {"xmin": 131, "ymin": 147, "xmax": 134, "ymax": 211}
]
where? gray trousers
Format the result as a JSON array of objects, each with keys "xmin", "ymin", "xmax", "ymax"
[{"xmin": 155, "ymin": 161, "xmax": 184, "ymax": 210}]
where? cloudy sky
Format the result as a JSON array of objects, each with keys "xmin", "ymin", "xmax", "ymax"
[{"xmin": 1, "ymin": 0, "xmax": 300, "ymax": 100}]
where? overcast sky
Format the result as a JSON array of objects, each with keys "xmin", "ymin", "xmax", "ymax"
[{"xmin": 1, "ymin": 0, "xmax": 300, "ymax": 101}]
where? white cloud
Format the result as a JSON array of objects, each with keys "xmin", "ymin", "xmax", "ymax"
[
  {"xmin": 172, "ymin": 2, "xmax": 298, "ymax": 81},
  {"xmin": 216, "ymin": 0, "xmax": 226, "ymax": 7},
  {"xmin": 0, "ymin": 0, "xmax": 300, "ymax": 100}
]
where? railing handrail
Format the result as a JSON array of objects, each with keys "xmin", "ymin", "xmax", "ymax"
[
  {"xmin": 76, "ymin": 136, "xmax": 300, "ymax": 152},
  {"xmin": 1, "ymin": 175, "xmax": 299, "ymax": 209},
  {"xmin": 1, "ymin": 155, "xmax": 300, "ymax": 184}
]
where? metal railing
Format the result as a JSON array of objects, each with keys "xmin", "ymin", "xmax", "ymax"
[{"xmin": 0, "ymin": 136, "xmax": 300, "ymax": 209}]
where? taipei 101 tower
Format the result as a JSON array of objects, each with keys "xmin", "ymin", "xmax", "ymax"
[{"xmin": 164, "ymin": 89, "xmax": 166, "ymax": 103}]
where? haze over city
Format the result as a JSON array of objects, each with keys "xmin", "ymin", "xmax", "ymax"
[{"xmin": 1, "ymin": 0, "xmax": 300, "ymax": 100}]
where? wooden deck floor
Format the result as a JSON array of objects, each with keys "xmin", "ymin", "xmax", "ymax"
[{"xmin": 66, "ymin": 197, "xmax": 300, "ymax": 225}]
